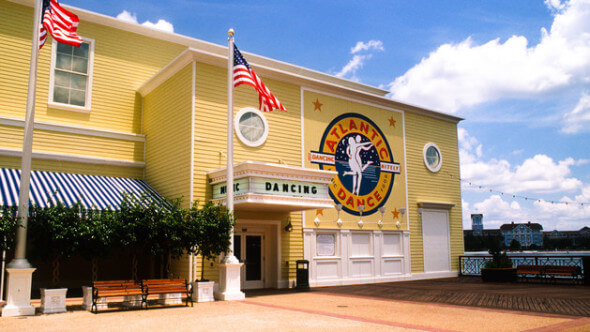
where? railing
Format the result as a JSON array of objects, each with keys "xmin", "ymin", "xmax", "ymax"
[{"xmin": 459, "ymin": 255, "xmax": 586, "ymax": 276}]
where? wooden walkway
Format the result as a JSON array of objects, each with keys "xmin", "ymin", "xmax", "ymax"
[{"xmin": 308, "ymin": 277, "xmax": 590, "ymax": 317}]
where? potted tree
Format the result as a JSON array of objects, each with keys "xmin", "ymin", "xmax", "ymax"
[
  {"xmin": 481, "ymin": 247, "xmax": 516, "ymax": 282},
  {"xmin": 29, "ymin": 202, "xmax": 83, "ymax": 313},
  {"xmin": 77, "ymin": 208, "xmax": 116, "ymax": 310},
  {"xmin": 185, "ymin": 202, "xmax": 233, "ymax": 302}
]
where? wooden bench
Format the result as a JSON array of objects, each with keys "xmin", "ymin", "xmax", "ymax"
[
  {"xmin": 544, "ymin": 265, "xmax": 581, "ymax": 279},
  {"xmin": 516, "ymin": 264, "xmax": 582, "ymax": 282},
  {"xmin": 92, "ymin": 280, "xmax": 146, "ymax": 313},
  {"xmin": 516, "ymin": 265, "xmax": 544, "ymax": 277},
  {"xmin": 142, "ymin": 278, "xmax": 193, "ymax": 308}
]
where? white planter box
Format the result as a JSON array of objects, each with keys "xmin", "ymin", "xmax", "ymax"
[
  {"xmin": 157, "ymin": 292, "xmax": 183, "ymax": 305},
  {"xmin": 192, "ymin": 281, "xmax": 215, "ymax": 303},
  {"xmin": 40, "ymin": 288, "xmax": 67, "ymax": 314},
  {"xmin": 123, "ymin": 294, "xmax": 144, "ymax": 307},
  {"xmin": 82, "ymin": 286, "xmax": 107, "ymax": 311}
]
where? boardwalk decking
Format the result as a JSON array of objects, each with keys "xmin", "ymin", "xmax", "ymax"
[{"xmin": 308, "ymin": 277, "xmax": 590, "ymax": 317}]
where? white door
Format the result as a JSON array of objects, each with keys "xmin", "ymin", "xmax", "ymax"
[
  {"xmin": 422, "ymin": 210, "xmax": 451, "ymax": 273},
  {"xmin": 234, "ymin": 232, "xmax": 265, "ymax": 289}
]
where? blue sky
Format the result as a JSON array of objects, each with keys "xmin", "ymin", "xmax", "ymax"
[{"xmin": 66, "ymin": 0, "xmax": 590, "ymax": 231}]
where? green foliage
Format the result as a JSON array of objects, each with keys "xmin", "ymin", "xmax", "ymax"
[
  {"xmin": 485, "ymin": 248, "xmax": 513, "ymax": 269},
  {"xmin": 186, "ymin": 202, "xmax": 234, "ymax": 281},
  {"xmin": 0, "ymin": 205, "xmax": 18, "ymax": 253},
  {"xmin": 464, "ymin": 233, "xmax": 505, "ymax": 251},
  {"xmin": 115, "ymin": 195, "xmax": 185, "ymax": 258},
  {"xmin": 509, "ymin": 239, "xmax": 522, "ymax": 251},
  {"xmin": 29, "ymin": 202, "xmax": 83, "ymax": 261},
  {"xmin": 77, "ymin": 209, "xmax": 116, "ymax": 260}
]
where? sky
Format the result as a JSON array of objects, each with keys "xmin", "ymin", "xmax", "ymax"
[{"xmin": 65, "ymin": 0, "xmax": 590, "ymax": 231}]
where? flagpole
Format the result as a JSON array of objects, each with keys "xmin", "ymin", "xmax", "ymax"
[
  {"xmin": 225, "ymin": 29, "xmax": 238, "ymax": 264},
  {"xmin": 9, "ymin": 0, "xmax": 42, "ymax": 270},
  {"xmin": 2, "ymin": 0, "xmax": 40, "ymax": 317}
]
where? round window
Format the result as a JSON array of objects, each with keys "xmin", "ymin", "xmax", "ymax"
[
  {"xmin": 234, "ymin": 107, "xmax": 269, "ymax": 147},
  {"xmin": 423, "ymin": 143, "xmax": 442, "ymax": 172}
]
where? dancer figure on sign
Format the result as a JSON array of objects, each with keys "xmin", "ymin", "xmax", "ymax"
[{"xmin": 343, "ymin": 135, "xmax": 374, "ymax": 195}]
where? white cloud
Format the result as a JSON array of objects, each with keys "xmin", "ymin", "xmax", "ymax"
[
  {"xmin": 116, "ymin": 10, "xmax": 174, "ymax": 33},
  {"xmin": 336, "ymin": 54, "xmax": 372, "ymax": 80},
  {"xmin": 351, "ymin": 40, "xmax": 384, "ymax": 54},
  {"xmin": 388, "ymin": 0, "xmax": 590, "ymax": 114},
  {"xmin": 336, "ymin": 40, "xmax": 384, "ymax": 81},
  {"xmin": 461, "ymin": 131, "xmax": 583, "ymax": 194},
  {"xmin": 461, "ymin": 128, "xmax": 589, "ymax": 230},
  {"xmin": 562, "ymin": 91, "xmax": 590, "ymax": 133}
]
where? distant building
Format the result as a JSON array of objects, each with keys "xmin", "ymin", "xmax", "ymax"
[
  {"xmin": 500, "ymin": 222, "xmax": 543, "ymax": 248},
  {"xmin": 471, "ymin": 214, "xmax": 483, "ymax": 236},
  {"xmin": 543, "ymin": 227, "xmax": 590, "ymax": 247}
]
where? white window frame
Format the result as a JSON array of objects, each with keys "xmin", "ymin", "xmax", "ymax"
[
  {"xmin": 234, "ymin": 107, "xmax": 269, "ymax": 147},
  {"xmin": 48, "ymin": 37, "xmax": 95, "ymax": 113},
  {"xmin": 423, "ymin": 142, "xmax": 442, "ymax": 173}
]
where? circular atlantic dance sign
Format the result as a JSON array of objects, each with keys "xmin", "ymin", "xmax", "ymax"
[{"xmin": 310, "ymin": 113, "xmax": 400, "ymax": 216}]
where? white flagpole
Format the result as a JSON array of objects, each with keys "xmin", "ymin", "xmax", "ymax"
[
  {"xmin": 224, "ymin": 29, "xmax": 238, "ymax": 264},
  {"xmin": 9, "ymin": 0, "xmax": 42, "ymax": 270},
  {"xmin": 2, "ymin": 0, "xmax": 41, "ymax": 317}
]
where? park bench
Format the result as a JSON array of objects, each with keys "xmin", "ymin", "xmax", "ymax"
[
  {"xmin": 516, "ymin": 264, "xmax": 582, "ymax": 283},
  {"xmin": 516, "ymin": 265, "xmax": 544, "ymax": 277},
  {"xmin": 91, "ymin": 280, "xmax": 146, "ymax": 313},
  {"xmin": 142, "ymin": 278, "xmax": 193, "ymax": 308},
  {"xmin": 544, "ymin": 265, "xmax": 581, "ymax": 280}
]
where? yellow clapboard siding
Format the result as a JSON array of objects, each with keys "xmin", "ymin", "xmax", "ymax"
[
  {"xmin": 0, "ymin": 1, "xmax": 185, "ymax": 134},
  {"xmin": 193, "ymin": 62, "xmax": 301, "ymax": 204},
  {"xmin": 404, "ymin": 112, "xmax": 463, "ymax": 273},
  {"xmin": 143, "ymin": 63, "xmax": 193, "ymax": 202}
]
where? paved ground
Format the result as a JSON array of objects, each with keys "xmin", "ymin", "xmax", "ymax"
[
  {"xmin": 2, "ymin": 278, "xmax": 590, "ymax": 331},
  {"xmin": 312, "ymin": 277, "xmax": 590, "ymax": 317}
]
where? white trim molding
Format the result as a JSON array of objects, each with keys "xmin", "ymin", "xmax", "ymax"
[
  {"xmin": 0, "ymin": 148, "xmax": 145, "ymax": 168},
  {"xmin": 0, "ymin": 116, "xmax": 145, "ymax": 142},
  {"xmin": 417, "ymin": 201, "xmax": 456, "ymax": 210}
]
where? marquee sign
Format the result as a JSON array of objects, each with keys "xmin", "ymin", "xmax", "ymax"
[
  {"xmin": 310, "ymin": 113, "xmax": 400, "ymax": 216},
  {"xmin": 212, "ymin": 177, "xmax": 330, "ymax": 200}
]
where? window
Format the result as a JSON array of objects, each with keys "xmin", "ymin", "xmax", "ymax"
[
  {"xmin": 49, "ymin": 38, "xmax": 94, "ymax": 111},
  {"xmin": 316, "ymin": 234, "xmax": 335, "ymax": 256},
  {"xmin": 423, "ymin": 143, "xmax": 442, "ymax": 172},
  {"xmin": 234, "ymin": 107, "xmax": 268, "ymax": 147}
]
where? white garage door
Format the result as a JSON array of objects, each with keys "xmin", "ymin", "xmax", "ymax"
[{"xmin": 422, "ymin": 210, "xmax": 451, "ymax": 273}]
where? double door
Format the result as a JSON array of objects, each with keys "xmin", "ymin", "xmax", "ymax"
[{"xmin": 233, "ymin": 231, "xmax": 264, "ymax": 289}]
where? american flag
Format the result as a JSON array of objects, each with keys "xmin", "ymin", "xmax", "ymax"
[
  {"xmin": 39, "ymin": 0, "xmax": 83, "ymax": 49},
  {"xmin": 233, "ymin": 45, "xmax": 286, "ymax": 112}
]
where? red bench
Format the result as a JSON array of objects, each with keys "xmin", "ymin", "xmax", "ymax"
[{"xmin": 92, "ymin": 280, "xmax": 146, "ymax": 313}]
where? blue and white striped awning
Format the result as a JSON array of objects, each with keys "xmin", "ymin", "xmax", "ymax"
[{"xmin": 0, "ymin": 168, "xmax": 167, "ymax": 210}]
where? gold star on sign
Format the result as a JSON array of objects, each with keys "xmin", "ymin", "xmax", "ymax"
[
  {"xmin": 388, "ymin": 116, "xmax": 396, "ymax": 127},
  {"xmin": 316, "ymin": 209, "xmax": 324, "ymax": 216},
  {"xmin": 391, "ymin": 208, "xmax": 400, "ymax": 219},
  {"xmin": 313, "ymin": 98, "xmax": 323, "ymax": 112}
]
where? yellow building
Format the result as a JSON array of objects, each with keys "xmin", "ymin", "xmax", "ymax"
[{"xmin": 0, "ymin": 0, "xmax": 463, "ymax": 291}]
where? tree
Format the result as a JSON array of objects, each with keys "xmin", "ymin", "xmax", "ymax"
[
  {"xmin": 509, "ymin": 239, "xmax": 521, "ymax": 251},
  {"xmin": 0, "ymin": 205, "xmax": 18, "ymax": 254},
  {"xmin": 185, "ymin": 202, "xmax": 234, "ymax": 281},
  {"xmin": 29, "ymin": 202, "xmax": 84, "ymax": 287},
  {"xmin": 77, "ymin": 209, "xmax": 116, "ymax": 281}
]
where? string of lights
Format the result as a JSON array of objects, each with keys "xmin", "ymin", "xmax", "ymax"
[{"xmin": 445, "ymin": 172, "xmax": 587, "ymax": 207}]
